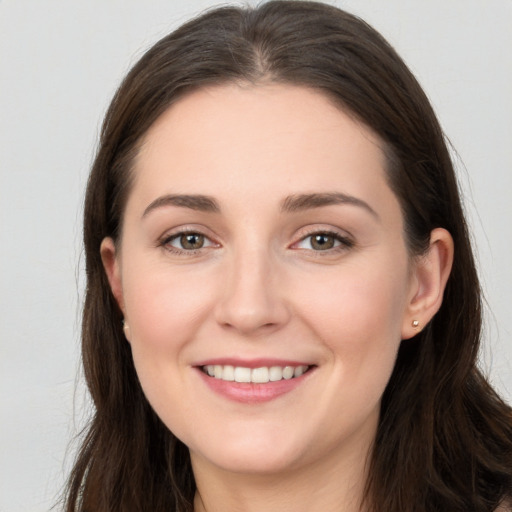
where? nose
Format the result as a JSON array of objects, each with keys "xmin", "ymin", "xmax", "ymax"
[{"xmin": 214, "ymin": 246, "xmax": 291, "ymax": 336}]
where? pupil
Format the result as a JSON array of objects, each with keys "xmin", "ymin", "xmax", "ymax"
[
  {"xmin": 181, "ymin": 233, "xmax": 204, "ymax": 249},
  {"xmin": 312, "ymin": 234, "xmax": 334, "ymax": 250}
]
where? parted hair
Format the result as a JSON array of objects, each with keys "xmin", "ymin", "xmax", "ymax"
[{"xmin": 63, "ymin": 2, "xmax": 512, "ymax": 511}]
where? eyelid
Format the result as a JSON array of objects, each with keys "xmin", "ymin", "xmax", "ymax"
[
  {"xmin": 290, "ymin": 227, "xmax": 354, "ymax": 251},
  {"xmin": 156, "ymin": 224, "xmax": 353, "ymax": 255},
  {"xmin": 158, "ymin": 225, "xmax": 220, "ymax": 253}
]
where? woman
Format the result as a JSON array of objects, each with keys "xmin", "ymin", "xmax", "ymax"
[{"xmin": 63, "ymin": 1, "xmax": 512, "ymax": 510}]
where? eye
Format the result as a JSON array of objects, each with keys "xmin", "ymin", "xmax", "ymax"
[
  {"xmin": 161, "ymin": 231, "xmax": 216, "ymax": 252},
  {"xmin": 294, "ymin": 231, "xmax": 353, "ymax": 251}
]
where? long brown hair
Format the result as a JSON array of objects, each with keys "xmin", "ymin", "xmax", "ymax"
[{"xmin": 63, "ymin": 2, "xmax": 512, "ymax": 510}]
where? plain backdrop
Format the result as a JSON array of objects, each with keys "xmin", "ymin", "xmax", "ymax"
[{"xmin": 1, "ymin": 1, "xmax": 511, "ymax": 510}]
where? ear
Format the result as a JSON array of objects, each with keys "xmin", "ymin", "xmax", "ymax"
[
  {"xmin": 402, "ymin": 228, "xmax": 454, "ymax": 339},
  {"xmin": 100, "ymin": 237, "xmax": 125, "ymax": 315}
]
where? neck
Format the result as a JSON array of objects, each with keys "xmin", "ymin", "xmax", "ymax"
[{"xmin": 191, "ymin": 438, "xmax": 372, "ymax": 512}]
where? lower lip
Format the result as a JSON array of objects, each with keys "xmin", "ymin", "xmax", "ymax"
[{"xmin": 196, "ymin": 368, "xmax": 312, "ymax": 403}]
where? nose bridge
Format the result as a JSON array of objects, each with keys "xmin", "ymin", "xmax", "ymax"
[{"xmin": 215, "ymin": 240, "xmax": 288, "ymax": 334}]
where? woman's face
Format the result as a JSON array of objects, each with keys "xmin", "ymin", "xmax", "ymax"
[{"xmin": 103, "ymin": 84, "xmax": 423, "ymax": 477}]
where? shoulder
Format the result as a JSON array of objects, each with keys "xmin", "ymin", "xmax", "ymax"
[{"xmin": 496, "ymin": 500, "xmax": 512, "ymax": 512}]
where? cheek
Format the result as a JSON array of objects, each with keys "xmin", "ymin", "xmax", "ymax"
[
  {"xmin": 123, "ymin": 262, "xmax": 217, "ymax": 350},
  {"xmin": 120, "ymin": 264, "xmax": 217, "ymax": 428},
  {"xmin": 295, "ymin": 255, "xmax": 409, "ymax": 370}
]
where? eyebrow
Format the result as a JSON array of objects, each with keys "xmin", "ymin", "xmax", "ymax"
[
  {"xmin": 142, "ymin": 191, "xmax": 378, "ymax": 220},
  {"xmin": 281, "ymin": 192, "xmax": 379, "ymax": 219},
  {"xmin": 142, "ymin": 194, "xmax": 220, "ymax": 217}
]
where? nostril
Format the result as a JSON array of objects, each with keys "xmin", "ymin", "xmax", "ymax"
[{"xmin": 214, "ymin": 264, "xmax": 291, "ymax": 333}]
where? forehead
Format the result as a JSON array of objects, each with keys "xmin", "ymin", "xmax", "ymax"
[
  {"xmin": 139, "ymin": 83, "xmax": 384, "ymax": 165},
  {"xmin": 128, "ymin": 83, "xmax": 398, "ymax": 221}
]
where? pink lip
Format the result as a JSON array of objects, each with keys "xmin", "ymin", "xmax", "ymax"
[{"xmin": 194, "ymin": 361, "xmax": 314, "ymax": 404}]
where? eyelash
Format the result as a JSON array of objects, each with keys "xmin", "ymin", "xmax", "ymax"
[
  {"xmin": 158, "ymin": 229, "xmax": 354, "ymax": 255},
  {"xmin": 159, "ymin": 229, "xmax": 217, "ymax": 255},
  {"xmin": 292, "ymin": 229, "xmax": 354, "ymax": 254}
]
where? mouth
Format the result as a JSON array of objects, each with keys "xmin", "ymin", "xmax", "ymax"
[
  {"xmin": 201, "ymin": 364, "xmax": 312, "ymax": 384},
  {"xmin": 195, "ymin": 360, "xmax": 315, "ymax": 403}
]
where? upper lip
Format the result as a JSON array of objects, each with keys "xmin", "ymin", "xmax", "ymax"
[{"xmin": 193, "ymin": 358, "xmax": 314, "ymax": 369}]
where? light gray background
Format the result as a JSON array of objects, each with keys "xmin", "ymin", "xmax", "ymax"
[{"xmin": 1, "ymin": 1, "xmax": 510, "ymax": 510}]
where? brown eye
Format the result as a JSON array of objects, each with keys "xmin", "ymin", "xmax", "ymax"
[
  {"xmin": 293, "ymin": 231, "xmax": 352, "ymax": 253},
  {"xmin": 179, "ymin": 233, "xmax": 205, "ymax": 250},
  {"xmin": 162, "ymin": 230, "xmax": 217, "ymax": 254},
  {"xmin": 310, "ymin": 234, "xmax": 336, "ymax": 250}
]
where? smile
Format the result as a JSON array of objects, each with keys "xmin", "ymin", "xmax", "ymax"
[{"xmin": 202, "ymin": 364, "xmax": 310, "ymax": 383}]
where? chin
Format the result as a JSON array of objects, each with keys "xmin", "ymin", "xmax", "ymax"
[{"xmin": 188, "ymin": 434, "xmax": 310, "ymax": 476}]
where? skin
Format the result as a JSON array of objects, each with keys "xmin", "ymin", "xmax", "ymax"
[{"xmin": 101, "ymin": 84, "xmax": 453, "ymax": 512}]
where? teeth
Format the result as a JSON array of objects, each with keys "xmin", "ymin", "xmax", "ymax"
[
  {"xmin": 294, "ymin": 366, "xmax": 305, "ymax": 378},
  {"xmin": 234, "ymin": 367, "xmax": 251, "ymax": 383},
  {"xmin": 282, "ymin": 366, "xmax": 294, "ymax": 380},
  {"xmin": 222, "ymin": 365, "xmax": 235, "ymax": 381},
  {"xmin": 269, "ymin": 366, "xmax": 283, "ymax": 382},
  {"xmin": 203, "ymin": 364, "xmax": 309, "ymax": 383},
  {"xmin": 251, "ymin": 367, "xmax": 269, "ymax": 383}
]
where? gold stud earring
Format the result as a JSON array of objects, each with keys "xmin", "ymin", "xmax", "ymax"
[{"xmin": 412, "ymin": 319, "xmax": 420, "ymax": 328}]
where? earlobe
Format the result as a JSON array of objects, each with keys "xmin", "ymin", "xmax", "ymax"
[
  {"xmin": 100, "ymin": 237, "xmax": 125, "ymax": 314},
  {"xmin": 402, "ymin": 228, "xmax": 454, "ymax": 339}
]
